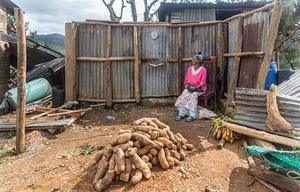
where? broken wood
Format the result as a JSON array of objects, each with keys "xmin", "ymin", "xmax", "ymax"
[
  {"xmin": 47, "ymin": 108, "xmax": 92, "ymax": 117},
  {"xmin": 242, "ymin": 140, "xmax": 256, "ymax": 167},
  {"xmin": 222, "ymin": 121, "xmax": 300, "ymax": 148},
  {"xmin": 30, "ymin": 105, "xmax": 65, "ymax": 120},
  {"xmin": 254, "ymin": 177, "xmax": 281, "ymax": 192},
  {"xmin": 15, "ymin": 8, "xmax": 27, "ymax": 154},
  {"xmin": 248, "ymin": 166, "xmax": 300, "ymax": 192},
  {"xmin": 265, "ymin": 85, "xmax": 295, "ymax": 134}
]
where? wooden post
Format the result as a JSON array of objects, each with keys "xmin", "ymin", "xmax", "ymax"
[
  {"xmin": 15, "ymin": 8, "xmax": 27, "ymax": 154},
  {"xmin": 178, "ymin": 27, "xmax": 183, "ymax": 95},
  {"xmin": 133, "ymin": 26, "xmax": 141, "ymax": 103},
  {"xmin": 226, "ymin": 17, "xmax": 243, "ymax": 106},
  {"xmin": 256, "ymin": 1, "xmax": 282, "ymax": 89},
  {"xmin": 65, "ymin": 23, "xmax": 77, "ymax": 101},
  {"xmin": 216, "ymin": 23, "xmax": 225, "ymax": 95},
  {"xmin": 106, "ymin": 25, "xmax": 113, "ymax": 107}
]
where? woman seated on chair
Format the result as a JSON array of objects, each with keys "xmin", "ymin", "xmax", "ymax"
[{"xmin": 175, "ymin": 52, "xmax": 207, "ymax": 122}]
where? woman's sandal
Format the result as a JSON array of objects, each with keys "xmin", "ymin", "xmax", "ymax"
[
  {"xmin": 175, "ymin": 115, "xmax": 185, "ymax": 121},
  {"xmin": 185, "ymin": 117, "xmax": 195, "ymax": 122}
]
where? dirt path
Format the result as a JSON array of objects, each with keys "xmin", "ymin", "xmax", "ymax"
[{"xmin": 0, "ymin": 106, "xmax": 270, "ymax": 192}]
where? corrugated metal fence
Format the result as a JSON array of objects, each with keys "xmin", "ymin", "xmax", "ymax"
[{"xmin": 68, "ymin": 22, "xmax": 217, "ymax": 104}]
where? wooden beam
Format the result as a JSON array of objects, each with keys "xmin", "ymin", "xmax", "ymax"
[
  {"xmin": 224, "ymin": 2, "xmax": 277, "ymax": 23},
  {"xmin": 216, "ymin": 23, "xmax": 225, "ymax": 96},
  {"xmin": 30, "ymin": 105, "xmax": 65, "ymax": 120},
  {"xmin": 248, "ymin": 166, "xmax": 300, "ymax": 192},
  {"xmin": 133, "ymin": 26, "xmax": 141, "ymax": 103},
  {"xmin": 65, "ymin": 23, "xmax": 77, "ymax": 102},
  {"xmin": 15, "ymin": 8, "xmax": 27, "ymax": 154},
  {"xmin": 222, "ymin": 121, "xmax": 300, "ymax": 148},
  {"xmin": 257, "ymin": 1, "xmax": 282, "ymax": 89},
  {"xmin": 224, "ymin": 52, "xmax": 264, "ymax": 57},
  {"xmin": 47, "ymin": 108, "xmax": 92, "ymax": 117},
  {"xmin": 226, "ymin": 17, "xmax": 243, "ymax": 106},
  {"xmin": 106, "ymin": 25, "xmax": 113, "ymax": 107},
  {"xmin": 77, "ymin": 56, "xmax": 135, "ymax": 62},
  {"xmin": 178, "ymin": 27, "xmax": 183, "ymax": 95}
]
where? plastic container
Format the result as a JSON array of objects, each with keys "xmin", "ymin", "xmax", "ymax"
[
  {"xmin": 5, "ymin": 78, "xmax": 52, "ymax": 110},
  {"xmin": 52, "ymin": 85, "xmax": 65, "ymax": 107},
  {"xmin": 264, "ymin": 62, "xmax": 278, "ymax": 90}
]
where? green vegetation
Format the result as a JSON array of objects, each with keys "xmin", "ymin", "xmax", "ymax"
[{"xmin": 34, "ymin": 33, "xmax": 65, "ymax": 53}]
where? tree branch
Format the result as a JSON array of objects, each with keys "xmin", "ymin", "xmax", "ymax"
[{"xmin": 275, "ymin": 26, "xmax": 300, "ymax": 50}]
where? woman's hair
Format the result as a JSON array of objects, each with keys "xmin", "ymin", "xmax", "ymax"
[{"xmin": 193, "ymin": 52, "xmax": 204, "ymax": 65}]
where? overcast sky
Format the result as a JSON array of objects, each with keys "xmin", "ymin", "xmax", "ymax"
[{"xmin": 13, "ymin": 0, "xmax": 147, "ymax": 35}]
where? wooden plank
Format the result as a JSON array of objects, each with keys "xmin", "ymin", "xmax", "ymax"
[
  {"xmin": 30, "ymin": 105, "xmax": 65, "ymax": 120},
  {"xmin": 65, "ymin": 23, "xmax": 77, "ymax": 102},
  {"xmin": 248, "ymin": 166, "xmax": 300, "ymax": 192},
  {"xmin": 47, "ymin": 108, "xmax": 92, "ymax": 117},
  {"xmin": 15, "ymin": 8, "xmax": 27, "ymax": 154},
  {"xmin": 77, "ymin": 56, "xmax": 135, "ymax": 62},
  {"xmin": 242, "ymin": 140, "xmax": 256, "ymax": 167},
  {"xmin": 254, "ymin": 177, "xmax": 281, "ymax": 192},
  {"xmin": 78, "ymin": 98, "xmax": 106, "ymax": 103},
  {"xmin": 216, "ymin": 23, "xmax": 225, "ymax": 96},
  {"xmin": 224, "ymin": 52, "xmax": 264, "ymax": 57},
  {"xmin": 226, "ymin": 17, "xmax": 243, "ymax": 106},
  {"xmin": 178, "ymin": 27, "xmax": 183, "ymax": 95},
  {"xmin": 35, "ymin": 106, "xmax": 71, "ymax": 113},
  {"xmin": 133, "ymin": 26, "xmax": 141, "ymax": 103},
  {"xmin": 106, "ymin": 25, "xmax": 113, "ymax": 107},
  {"xmin": 257, "ymin": 1, "xmax": 282, "ymax": 89},
  {"xmin": 222, "ymin": 121, "xmax": 300, "ymax": 148},
  {"xmin": 224, "ymin": 2, "xmax": 277, "ymax": 22}
]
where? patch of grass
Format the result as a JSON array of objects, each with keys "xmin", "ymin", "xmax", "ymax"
[
  {"xmin": 81, "ymin": 144, "xmax": 95, "ymax": 156},
  {"xmin": 0, "ymin": 146, "xmax": 15, "ymax": 158}
]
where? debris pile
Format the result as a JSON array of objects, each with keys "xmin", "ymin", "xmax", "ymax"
[{"xmin": 93, "ymin": 118, "xmax": 194, "ymax": 191}]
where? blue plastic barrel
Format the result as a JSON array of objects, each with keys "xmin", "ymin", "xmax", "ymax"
[
  {"xmin": 264, "ymin": 62, "xmax": 278, "ymax": 90},
  {"xmin": 5, "ymin": 78, "xmax": 52, "ymax": 110}
]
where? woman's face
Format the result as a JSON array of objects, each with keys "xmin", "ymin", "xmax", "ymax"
[{"xmin": 192, "ymin": 58, "xmax": 199, "ymax": 66}]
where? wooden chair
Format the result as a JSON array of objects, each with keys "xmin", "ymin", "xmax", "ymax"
[{"xmin": 198, "ymin": 57, "xmax": 217, "ymax": 111}]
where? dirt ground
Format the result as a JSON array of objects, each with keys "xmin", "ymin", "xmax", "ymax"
[{"xmin": 0, "ymin": 105, "xmax": 271, "ymax": 192}]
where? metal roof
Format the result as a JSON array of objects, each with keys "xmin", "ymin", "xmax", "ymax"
[
  {"xmin": 0, "ymin": 0, "xmax": 19, "ymax": 15},
  {"xmin": 278, "ymin": 70, "xmax": 300, "ymax": 98},
  {"xmin": 158, "ymin": 1, "xmax": 268, "ymax": 21}
]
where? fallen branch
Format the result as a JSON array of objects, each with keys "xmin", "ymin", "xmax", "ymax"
[{"xmin": 222, "ymin": 121, "xmax": 300, "ymax": 148}]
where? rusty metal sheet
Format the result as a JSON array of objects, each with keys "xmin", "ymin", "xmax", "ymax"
[
  {"xmin": 234, "ymin": 88, "xmax": 300, "ymax": 140},
  {"xmin": 238, "ymin": 12, "xmax": 270, "ymax": 88}
]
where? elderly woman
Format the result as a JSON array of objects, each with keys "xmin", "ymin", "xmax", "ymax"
[{"xmin": 175, "ymin": 52, "xmax": 207, "ymax": 122}]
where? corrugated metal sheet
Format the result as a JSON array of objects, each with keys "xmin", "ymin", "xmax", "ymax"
[
  {"xmin": 278, "ymin": 70, "xmax": 300, "ymax": 98},
  {"xmin": 169, "ymin": 9, "xmax": 215, "ymax": 23},
  {"xmin": 238, "ymin": 12, "xmax": 270, "ymax": 88},
  {"xmin": 77, "ymin": 24, "xmax": 107, "ymax": 100},
  {"xmin": 141, "ymin": 27, "xmax": 178, "ymax": 96},
  {"xmin": 234, "ymin": 88, "xmax": 300, "ymax": 139}
]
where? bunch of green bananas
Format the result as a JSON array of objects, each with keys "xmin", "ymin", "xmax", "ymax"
[{"xmin": 209, "ymin": 116, "xmax": 235, "ymax": 143}]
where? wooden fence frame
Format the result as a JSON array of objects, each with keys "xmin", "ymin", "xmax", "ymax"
[{"xmin": 65, "ymin": 1, "xmax": 280, "ymax": 106}]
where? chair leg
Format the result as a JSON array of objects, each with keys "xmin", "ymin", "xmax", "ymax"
[{"xmin": 204, "ymin": 98, "xmax": 208, "ymax": 109}]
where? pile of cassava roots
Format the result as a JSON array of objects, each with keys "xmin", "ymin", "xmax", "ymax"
[{"xmin": 93, "ymin": 118, "xmax": 194, "ymax": 191}]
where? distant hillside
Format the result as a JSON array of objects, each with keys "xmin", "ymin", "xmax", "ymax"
[{"xmin": 35, "ymin": 33, "xmax": 64, "ymax": 54}]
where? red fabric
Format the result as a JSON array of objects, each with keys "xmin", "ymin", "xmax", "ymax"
[{"xmin": 184, "ymin": 66, "xmax": 207, "ymax": 93}]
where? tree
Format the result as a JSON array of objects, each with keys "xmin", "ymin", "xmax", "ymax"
[
  {"xmin": 126, "ymin": 0, "xmax": 137, "ymax": 21},
  {"xmin": 101, "ymin": 0, "xmax": 126, "ymax": 21},
  {"xmin": 274, "ymin": 0, "xmax": 300, "ymax": 69}
]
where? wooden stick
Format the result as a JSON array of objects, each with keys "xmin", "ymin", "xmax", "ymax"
[
  {"xmin": 15, "ymin": 8, "xmax": 27, "ymax": 154},
  {"xmin": 133, "ymin": 26, "xmax": 141, "ymax": 103},
  {"xmin": 77, "ymin": 56, "xmax": 134, "ymax": 62},
  {"xmin": 242, "ymin": 140, "xmax": 256, "ymax": 167},
  {"xmin": 47, "ymin": 108, "xmax": 92, "ymax": 117},
  {"xmin": 254, "ymin": 177, "xmax": 281, "ymax": 192},
  {"xmin": 226, "ymin": 17, "xmax": 243, "ymax": 107},
  {"xmin": 257, "ymin": 1, "xmax": 282, "ymax": 89},
  {"xmin": 90, "ymin": 103, "xmax": 106, "ymax": 108},
  {"xmin": 30, "ymin": 105, "xmax": 65, "ymax": 120},
  {"xmin": 248, "ymin": 166, "xmax": 300, "ymax": 192},
  {"xmin": 106, "ymin": 25, "xmax": 113, "ymax": 107},
  {"xmin": 222, "ymin": 121, "xmax": 300, "ymax": 148},
  {"xmin": 216, "ymin": 23, "xmax": 225, "ymax": 96},
  {"xmin": 65, "ymin": 23, "xmax": 78, "ymax": 101},
  {"xmin": 178, "ymin": 27, "xmax": 183, "ymax": 95},
  {"xmin": 35, "ymin": 106, "xmax": 71, "ymax": 113},
  {"xmin": 224, "ymin": 52, "xmax": 264, "ymax": 57}
]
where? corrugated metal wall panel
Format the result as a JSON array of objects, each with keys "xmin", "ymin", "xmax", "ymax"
[
  {"xmin": 170, "ymin": 9, "xmax": 216, "ymax": 22},
  {"xmin": 278, "ymin": 70, "xmax": 300, "ymax": 98},
  {"xmin": 238, "ymin": 12, "xmax": 270, "ymax": 88},
  {"xmin": 234, "ymin": 88, "xmax": 300, "ymax": 139}
]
